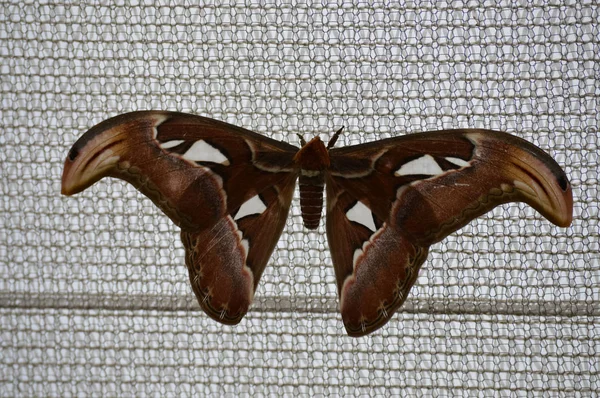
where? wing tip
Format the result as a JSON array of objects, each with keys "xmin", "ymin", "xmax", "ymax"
[
  {"xmin": 530, "ymin": 161, "xmax": 574, "ymax": 228},
  {"xmin": 551, "ymin": 181, "xmax": 573, "ymax": 228},
  {"xmin": 60, "ymin": 111, "xmax": 173, "ymax": 196},
  {"xmin": 470, "ymin": 130, "xmax": 574, "ymax": 229}
]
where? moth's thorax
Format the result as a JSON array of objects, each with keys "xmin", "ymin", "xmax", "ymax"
[{"xmin": 294, "ymin": 136, "xmax": 330, "ymax": 172}]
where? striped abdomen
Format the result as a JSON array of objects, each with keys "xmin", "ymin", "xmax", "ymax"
[
  {"xmin": 293, "ymin": 135, "xmax": 331, "ymax": 229},
  {"xmin": 299, "ymin": 172, "xmax": 325, "ymax": 229}
]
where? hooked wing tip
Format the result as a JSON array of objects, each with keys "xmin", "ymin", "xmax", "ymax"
[
  {"xmin": 553, "ymin": 179, "xmax": 573, "ymax": 228},
  {"xmin": 60, "ymin": 115, "xmax": 138, "ymax": 196},
  {"xmin": 536, "ymin": 160, "xmax": 573, "ymax": 228},
  {"xmin": 543, "ymin": 154, "xmax": 573, "ymax": 227},
  {"xmin": 467, "ymin": 130, "xmax": 574, "ymax": 229},
  {"xmin": 61, "ymin": 150, "xmax": 80, "ymax": 196},
  {"xmin": 61, "ymin": 143, "xmax": 86, "ymax": 195}
]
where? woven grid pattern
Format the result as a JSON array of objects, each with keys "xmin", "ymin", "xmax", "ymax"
[{"xmin": 1, "ymin": 1, "xmax": 598, "ymax": 396}]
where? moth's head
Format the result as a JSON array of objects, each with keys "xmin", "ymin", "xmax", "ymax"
[
  {"xmin": 294, "ymin": 136, "xmax": 330, "ymax": 170},
  {"xmin": 296, "ymin": 126, "xmax": 344, "ymax": 149}
]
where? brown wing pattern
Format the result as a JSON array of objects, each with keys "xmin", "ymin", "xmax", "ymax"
[
  {"xmin": 327, "ymin": 129, "xmax": 572, "ymax": 336},
  {"xmin": 182, "ymin": 173, "xmax": 297, "ymax": 323},
  {"xmin": 63, "ymin": 115, "xmax": 573, "ymax": 336},
  {"xmin": 62, "ymin": 111, "xmax": 299, "ymax": 323}
]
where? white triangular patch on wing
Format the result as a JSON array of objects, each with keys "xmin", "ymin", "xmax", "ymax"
[
  {"xmin": 446, "ymin": 156, "xmax": 470, "ymax": 168},
  {"xmin": 233, "ymin": 225, "xmax": 250, "ymax": 262},
  {"xmin": 394, "ymin": 154, "xmax": 443, "ymax": 176},
  {"xmin": 346, "ymin": 200, "xmax": 377, "ymax": 232},
  {"xmin": 182, "ymin": 140, "xmax": 230, "ymax": 165},
  {"xmin": 352, "ymin": 248, "xmax": 363, "ymax": 269},
  {"xmin": 240, "ymin": 239, "xmax": 249, "ymax": 259},
  {"xmin": 160, "ymin": 139, "xmax": 185, "ymax": 149},
  {"xmin": 234, "ymin": 194, "xmax": 267, "ymax": 221}
]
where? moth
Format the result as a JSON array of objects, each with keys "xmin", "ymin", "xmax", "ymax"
[{"xmin": 61, "ymin": 111, "xmax": 573, "ymax": 336}]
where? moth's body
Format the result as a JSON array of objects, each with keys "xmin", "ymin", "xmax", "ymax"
[
  {"xmin": 294, "ymin": 136, "xmax": 331, "ymax": 229},
  {"xmin": 62, "ymin": 111, "xmax": 572, "ymax": 336}
]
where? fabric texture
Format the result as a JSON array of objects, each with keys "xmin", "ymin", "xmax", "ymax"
[{"xmin": 1, "ymin": 2, "xmax": 598, "ymax": 396}]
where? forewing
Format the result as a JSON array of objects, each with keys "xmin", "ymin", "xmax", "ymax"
[
  {"xmin": 62, "ymin": 111, "xmax": 299, "ymax": 323},
  {"xmin": 327, "ymin": 129, "xmax": 573, "ymax": 336}
]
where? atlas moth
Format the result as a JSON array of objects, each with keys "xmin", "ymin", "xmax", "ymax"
[{"xmin": 62, "ymin": 111, "xmax": 573, "ymax": 336}]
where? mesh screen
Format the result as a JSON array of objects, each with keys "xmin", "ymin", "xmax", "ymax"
[{"xmin": 1, "ymin": 1, "xmax": 598, "ymax": 396}]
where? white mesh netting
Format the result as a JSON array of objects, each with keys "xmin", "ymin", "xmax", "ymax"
[{"xmin": 1, "ymin": 1, "xmax": 598, "ymax": 396}]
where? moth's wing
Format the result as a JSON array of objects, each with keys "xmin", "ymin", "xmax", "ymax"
[
  {"xmin": 181, "ymin": 172, "xmax": 296, "ymax": 324},
  {"xmin": 62, "ymin": 111, "xmax": 299, "ymax": 324},
  {"xmin": 326, "ymin": 129, "xmax": 573, "ymax": 336},
  {"xmin": 325, "ymin": 179, "xmax": 430, "ymax": 337}
]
